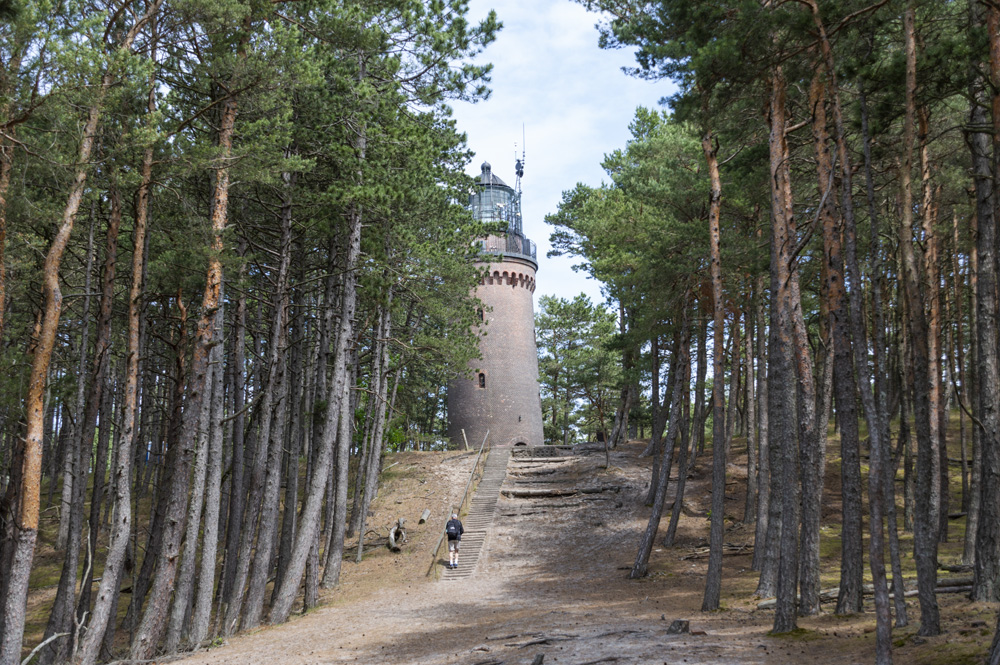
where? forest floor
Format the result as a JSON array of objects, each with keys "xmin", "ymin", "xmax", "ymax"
[{"xmin": 166, "ymin": 437, "xmax": 997, "ymax": 665}]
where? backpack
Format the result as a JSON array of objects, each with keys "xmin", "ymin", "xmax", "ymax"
[{"xmin": 446, "ymin": 520, "xmax": 459, "ymax": 538}]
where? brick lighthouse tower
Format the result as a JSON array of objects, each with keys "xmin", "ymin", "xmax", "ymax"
[{"xmin": 448, "ymin": 160, "xmax": 544, "ymax": 449}]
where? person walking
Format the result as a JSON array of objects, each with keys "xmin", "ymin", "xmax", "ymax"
[{"xmin": 445, "ymin": 512, "xmax": 464, "ymax": 569}]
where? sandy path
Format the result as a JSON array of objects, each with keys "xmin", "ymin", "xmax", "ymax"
[{"xmin": 173, "ymin": 443, "xmax": 985, "ymax": 665}]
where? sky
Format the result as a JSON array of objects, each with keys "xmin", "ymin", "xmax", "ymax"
[{"xmin": 449, "ymin": 0, "xmax": 678, "ymax": 307}]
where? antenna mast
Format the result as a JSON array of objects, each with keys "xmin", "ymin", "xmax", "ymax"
[
  {"xmin": 514, "ymin": 124, "xmax": 525, "ymax": 194},
  {"xmin": 513, "ymin": 125, "xmax": 525, "ymax": 235}
]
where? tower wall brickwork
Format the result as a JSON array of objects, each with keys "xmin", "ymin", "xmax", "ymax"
[{"xmin": 447, "ymin": 253, "xmax": 544, "ymax": 448}]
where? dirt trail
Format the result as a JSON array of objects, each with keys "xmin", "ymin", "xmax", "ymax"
[{"xmin": 176, "ymin": 442, "xmax": 994, "ymax": 665}]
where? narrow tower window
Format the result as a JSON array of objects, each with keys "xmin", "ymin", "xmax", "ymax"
[{"xmin": 479, "ymin": 373, "xmax": 486, "ymax": 389}]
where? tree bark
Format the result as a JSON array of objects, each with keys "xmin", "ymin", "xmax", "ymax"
[
  {"xmin": 693, "ymin": 321, "xmax": 708, "ymax": 456},
  {"xmin": 917, "ymin": 107, "xmax": 946, "ymax": 545},
  {"xmin": 355, "ymin": 295, "xmax": 394, "ymax": 564},
  {"xmin": 806, "ymin": 67, "xmax": 864, "ymax": 617},
  {"xmin": 724, "ymin": 313, "xmax": 741, "ymax": 457},
  {"xmin": 76, "ymin": 184, "xmax": 122, "ymax": 631},
  {"xmin": 40, "ymin": 211, "xmax": 95, "ymax": 665},
  {"xmin": 241, "ymin": 178, "xmax": 295, "ymax": 632},
  {"xmin": 700, "ymin": 114, "xmax": 727, "ymax": 612},
  {"xmin": 665, "ymin": 329, "xmax": 694, "ymax": 547},
  {"xmin": 189, "ymin": 306, "xmax": 226, "ymax": 646},
  {"xmin": 969, "ymin": 0, "xmax": 1000, "ymax": 603},
  {"xmin": 900, "ymin": 3, "xmax": 941, "ymax": 635},
  {"xmin": 222, "ymin": 241, "xmax": 248, "ymax": 602},
  {"xmin": 280, "ymin": 207, "xmax": 362, "ymax": 612},
  {"xmin": 766, "ymin": 66, "xmax": 801, "ymax": 634},
  {"xmin": 73, "ymin": 77, "xmax": 156, "ymax": 663},
  {"xmin": 963, "ymin": 207, "xmax": 981, "ymax": 565},
  {"xmin": 632, "ymin": 318, "xmax": 689, "ymax": 578},
  {"xmin": 646, "ymin": 334, "xmax": 679, "ymax": 504},
  {"xmin": 130, "ymin": 53, "xmax": 233, "ymax": 656},
  {"xmin": 0, "ymin": 44, "xmax": 131, "ymax": 661},
  {"xmin": 743, "ymin": 301, "xmax": 757, "ymax": 525},
  {"xmin": 752, "ymin": 272, "xmax": 770, "ymax": 573},
  {"xmin": 858, "ymin": 74, "xmax": 908, "ymax": 627}
]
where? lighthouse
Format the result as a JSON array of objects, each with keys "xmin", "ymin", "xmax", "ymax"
[{"xmin": 447, "ymin": 161, "xmax": 544, "ymax": 449}]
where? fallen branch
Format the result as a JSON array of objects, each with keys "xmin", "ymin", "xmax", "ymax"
[
  {"xmin": 757, "ymin": 582, "xmax": 973, "ymax": 609},
  {"xmin": 680, "ymin": 543, "xmax": 753, "ymax": 560},
  {"xmin": 22, "ymin": 633, "xmax": 70, "ymax": 665},
  {"xmin": 505, "ymin": 634, "xmax": 576, "ymax": 648}
]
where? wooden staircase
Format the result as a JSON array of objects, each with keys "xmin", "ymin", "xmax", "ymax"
[{"xmin": 440, "ymin": 447, "xmax": 511, "ymax": 580}]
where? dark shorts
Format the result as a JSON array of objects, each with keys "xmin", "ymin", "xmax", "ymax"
[{"xmin": 448, "ymin": 539, "xmax": 460, "ymax": 552}]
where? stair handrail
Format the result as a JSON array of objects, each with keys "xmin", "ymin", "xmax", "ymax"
[{"xmin": 427, "ymin": 429, "xmax": 489, "ymax": 577}]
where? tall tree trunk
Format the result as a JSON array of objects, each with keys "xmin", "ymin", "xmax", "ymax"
[
  {"xmin": 644, "ymin": 336, "xmax": 661, "ymax": 459},
  {"xmin": 964, "ymin": 209, "xmax": 981, "ymax": 566},
  {"xmin": 221, "ymin": 158, "xmax": 289, "ymax": 640},
  {"xmin": 806, "ymin": 67, "xmax": 864, "ymax": 617},
  {"xmin": 724, "ymin": 312, "xmax": 742, "ymax": 457},
  {"xmin": 130, "ymin": 56, "xmax": 233, "ymax": 657},
  {"xmin": 241, "ymin": 197, "xmax": 295, "ymax": 632},
  {"xmin": 190, "ymin": 305, "xmax": 226, "ymax": 646},
  {"xmin": 693, "ymin": 321, "xmax": 708, "ymax": 456},
  {"xmin": 700, "ymin": 113, "xmax": 727, "ymax": 612},
  {"xmin": 752, "ymin": 272, "xmax": 770, "ymax": 572},
  {"xmin": 222, "ymin": 241, "xmax": 248, "ymax": 602},
  {"xmin": 900, "ymin": 3, "xmax": 941, "ymax": 634},
  {"xmin": 951, "ymin": 212, "xmax": 969, "ymax": 514},
  {"xmin": 321, "ymin": 351, "xmax": 357, "ymax": 590},
  {"xmin": 632, "ymin": 318, "xmax": 690, "ymax": 578},
  {"xmin": 40, "ymin": 211, "xmax": 95, "ymax": 665},
  {"xmin": 355, "ymin": 294, "xmax": 394, "ymax": 564},
  {"xmin": 73, "ymin": 76, "xmax": 157, "ymax": 662},
  {"xmin": 743, "ymin": 302, "xmax": 757, "ymax": 525},
  {"xmin": 665, "ymin": 349, "xmax": 694, "ymax": 547},
  {"xmin": 646, "ymin": 334, "xmax": 679, "ymax": 504},
  {"xmin": 76, "ymin": 184, "xmax": 122, "ymax": 629},
  {"xmin": 970, "ymin": 0, "xmax": 1000, "ymax": 603},
  {"xmin": 0, "ymin": 44, "xmax": 131, "ymax": 661},
  {"xmin": 918, "ymin": 108, "xmax": 947, "ymax": 544},
  {"xmin": 164, "ymin": 295, "xmax": 218, "ymax": 653},
  {"xmin": 859, "ymin": 70, "xmax": 907, "ymax": 629},
  {"xmin": 766, "ymin": 66, "xmax": 801, "ymax": 633},
  {"xmin": 276, "ymin": 276, "xmax": 305, "ymax": 600},
  {"xmin": 287, "ymin": 216, "xmax": 362, "ymax": 607}
]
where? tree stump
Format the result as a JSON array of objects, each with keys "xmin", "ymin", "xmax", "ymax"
[
  {"xmin": 666, "ymin": 619, "xmax": 690, "ymax": 634},
  {"xmin": 388, "ymin": 518, "xmax": 407, "ymax": 552}
]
